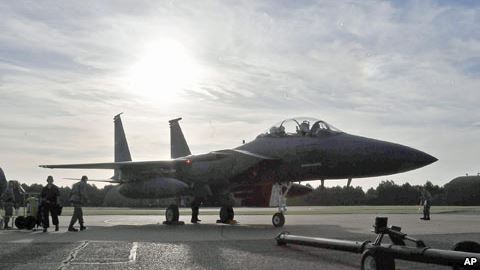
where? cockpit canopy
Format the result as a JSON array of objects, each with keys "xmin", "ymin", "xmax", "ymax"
[{"xmin": 260, "ymin": 117, "xmax": 343, "ymax": 138}]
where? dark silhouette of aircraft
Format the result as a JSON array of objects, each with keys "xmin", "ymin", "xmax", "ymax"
[
  {"xmin": 40, "ymin": 115, "xmax": 437, "ymax": 227},
  {"xmin": 0, "ymin": 168, "xmax": 7, "ymax": 194}
]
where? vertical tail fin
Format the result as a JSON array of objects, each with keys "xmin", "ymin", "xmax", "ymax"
[
  {"xmin": 113, "ymin": 114, "xmax": 131, "ymax": 179},
  {"xmin": 0, "ymin": 167, "xmax": 7, "ymax": 192},
  {"xmin": 114, "ymin": 113, "xmax": 132, "ymax": 162},
  {"xmin": 169, "ymin": 118, "xmax": 191, "ymax": 159}
]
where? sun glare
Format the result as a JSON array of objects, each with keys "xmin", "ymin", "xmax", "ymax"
[{"xmin": 128, "ymin": 39, "xmax": 202, "ymax": 101}]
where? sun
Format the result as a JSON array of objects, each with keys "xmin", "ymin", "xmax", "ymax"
[{"xmin": 128, "ymin": 39, "xmax": 202, "ymax": 101}]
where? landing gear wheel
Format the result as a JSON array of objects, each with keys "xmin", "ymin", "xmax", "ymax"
[
  {"xmin": 15, "ymin": 216, "xmax": 26, "ymax": 229},
  {"xmin": 272, "ymin": 212, "xmax": 285, "ymax": 227},
  {"xmin": 165, "ymin": 204, "xmax": 179, "ymax": 223},
  {"xmin": 219, "ymin": 206, "xmax": 234, "ymax": 223},
  {"xmin": 25, "ymin": 216, "xmax": 36, "ymax": 230},
  {"xmin": 361, "ymin": 250, "xmax": 395, "ymax": 270}
]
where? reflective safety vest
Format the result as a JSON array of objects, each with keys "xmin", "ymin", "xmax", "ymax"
[{"xmin": 26, "ymin": 197, "xmax": 39, "ymax": 217}]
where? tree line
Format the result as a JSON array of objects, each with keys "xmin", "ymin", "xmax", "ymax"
[
  {"xmin": 16, "ymin": 177, "xmax": 480, "ymax": 207},
  {"xmin": 295, "ymin": 178, "xmax": 480, "ymax": 206}
]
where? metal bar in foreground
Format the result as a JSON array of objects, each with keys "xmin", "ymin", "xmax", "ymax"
[{"xmin": 275, "ymin": 217, "xmax": 480, "ymax": 270}]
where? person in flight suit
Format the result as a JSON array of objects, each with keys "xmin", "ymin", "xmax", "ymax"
[
  {"xmin": 40, "ymin": 176, "xmax": 60, "ymax": 232},
  {"xmin": 1, "ymin": 181, "xmax": 15, "ymax": 229},
  {"xmin": 419, "ymin": 189, "xmax": 432, "ymax": 220},
  {"xmin": 68, "ymin": 176, "xmax": 89, "ymax": 232}
]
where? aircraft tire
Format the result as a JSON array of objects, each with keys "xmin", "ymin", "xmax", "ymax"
[
  {"xmin": 219, "ymin": 206, "xmax": 229, "ymax": 223},
  {"xmin": 24, "ymin": 216, "xmax": 36, "ymax": 230},
  {"xmin": 227, "ymin": 207, "xmax": 234, "ymax": 221},
  {"xmin": 15, "ymin": 216, "xmax": 26, "ymax": 229},
  {"xmin": 272, "ymin": 212, "xmax": 285, "ymax": 227},
  {"xmin": 165, "ymin": 204, "xmax": 179, "ymax": 223},
  {"xmin": 360, "ymin": 249, "xmax": 395, "ymax": 270}
]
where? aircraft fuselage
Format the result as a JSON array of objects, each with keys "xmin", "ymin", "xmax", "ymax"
[{"xmin": 118, "ymin": 132, "xmax": 436, "ymax": 200}]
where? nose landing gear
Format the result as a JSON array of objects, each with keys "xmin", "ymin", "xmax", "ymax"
[
  {"xmin": 272, "ymin": 212, "xmax": 285, "ymax": 227},
  {"xmin": 270, "ymin": 182, "xmax": 292, "ymax": 227},
  {"xmin": 163, "ymin": 204, "xmax": 184, "ymax": 225},
  {"xmin": 218, "ymin": 206, "xmax": 236, "ymax": 224}
]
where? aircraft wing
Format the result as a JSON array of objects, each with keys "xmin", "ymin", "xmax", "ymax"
[
  {"xmin": 40, "ymin": 150, "xmax": 279, "ymax": 174},
  {"xmin": 39, "ymin": 160, "xmax": 181, "ymax": 170}
]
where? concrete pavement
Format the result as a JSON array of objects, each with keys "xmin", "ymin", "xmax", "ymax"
[{"xmin": 0, "ymin": 210, "xmax": 479, "ymax": 269}]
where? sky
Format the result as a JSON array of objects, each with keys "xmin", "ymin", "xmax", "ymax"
[{"xmin": 0, "ymin": 0, "xmax": 479, "ymax": 189}]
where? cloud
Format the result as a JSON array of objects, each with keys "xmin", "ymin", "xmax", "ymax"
[{"xmin": 0, "ymin": 0, "xmax": 479, "ymax": 188}]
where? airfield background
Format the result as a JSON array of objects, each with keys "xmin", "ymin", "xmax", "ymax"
[{"xmin": 11, "ymin": 175, "xmax": 480, "ymax": 207}]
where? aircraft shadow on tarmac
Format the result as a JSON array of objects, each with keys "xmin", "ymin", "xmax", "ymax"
[
  {"xmin": 98, "ymin": 224, "xmax": 367, "ymax": 269},
  {"xmin": 0, "ymin": 224, "xmax": 458, "ymax": 269},
  {"xmin": 88, "ymin": 223, "xmax": 369, "ymax": 241}
]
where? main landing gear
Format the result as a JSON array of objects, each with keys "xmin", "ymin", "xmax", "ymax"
[
  {"xmin": 217, "ymin": 193, "xmax": 237, "ymax": 224},
  {"xmin": 271, "ymin": 182, "xmax": 292, "ymax": 227},
  {"xmin": 163, "ymin": 204, "xmax": 184, "ymax": 225},
  {"xmin": 217, "ymin": 206, "xmax": 236, "ymax": 224}
]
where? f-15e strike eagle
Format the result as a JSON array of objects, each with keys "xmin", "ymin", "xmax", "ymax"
[{"xmin": 40, "ymin": 114, "xmax": 437, "ymax": 227}]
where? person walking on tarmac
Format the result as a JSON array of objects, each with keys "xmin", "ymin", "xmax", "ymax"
[
  {"xmin": 419, "ymin": 189, "xmax": 432, "ymax": 220},
  {"xmin": 40, "ymin": 176, "xmax": 60, "ymax": 232},
  {"xmin": 68, "ymin": 176, "xmax": 89, "ymax": 232},
  {"xmin": 1, "ymin": 181, "xmax": 15, "ymax": 229}
]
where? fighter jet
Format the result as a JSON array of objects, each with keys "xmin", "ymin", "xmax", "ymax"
[{"xmin": 40, "ymin": 115, "xmax": 437, "ymax": 227}]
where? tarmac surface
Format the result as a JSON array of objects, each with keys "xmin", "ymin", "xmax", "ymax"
[{"xmin": 1, "ymin": 208, "xmax": 480, "ymax": 270}]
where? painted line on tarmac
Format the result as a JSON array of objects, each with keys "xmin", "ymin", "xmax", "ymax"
[
  {"xmin": 68, "ymin": 242, "xmax": 139, "ymax": 265},
  {"xmin": 58, "ymin": 241, "xmax": 89, "ymax": 270},
  {"xmin": 129, "ymin": 242, "xmax": 138, "ymax": 263},
  {"xmin": 103, "ymin": 218, "xmax": 148, "ymax": 226},
  {"xmin": 11, "ymin": 238, "xmax": 33, "ymax": 243}
]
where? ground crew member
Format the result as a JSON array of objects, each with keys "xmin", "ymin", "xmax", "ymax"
[
  {"xmin": 191, "ymin": 184, "xmax": 212, "ymax": 224},
  {"xmin": 40, "ymin": 176, "xmax": 60, "ymax": 232},
  {"xmin": 12, "ymin": 181, "xmax": 25, "ymax": 216},
  {"xmin": 420, "ymin": 189, "xmax": 432, "ymax": 220},
  {"xmin": 25, "ymin": 195, "xmax": 40, "ymax": 231},
  {"xmin": 1, "ymin": 181, "xmax": 15, "ymax": 229},
  {"xmin": 191, "ymin": 197, "xmax": 202, "ymax": 224},
  {"xmin": 68, "ymin": 176, "xmax": 88, "ymax": 232}
]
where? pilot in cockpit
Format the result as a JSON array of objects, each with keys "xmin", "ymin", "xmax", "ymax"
[
  {"xmin": 310, "ymin": 121, "xmax": 331, "ymax": 136},
  {"xmin": 298, "ymin": 120, "xmax": 310, "ymax": 136},
  {"xmin": 310, "ymin": 122, "xmax": 320, "ymax": 135},
  {"xmin": 269, "ymin": 125, "xmax": 286, "ymax": 136}
]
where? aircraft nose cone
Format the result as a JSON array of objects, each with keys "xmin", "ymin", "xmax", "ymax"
[
  {"xmin": 324, "ymin": 134, "xmax": 437, "ymax": 178},
  {"xmin": 387, "ymin": 143, "xmax": 438, "ymax": 172},
  {"xmin": 407, "ymin": 148, "xmax": 438, "ymax": 168},
  {"xmin": 416, "ymin": 151, "xmax": 438, "ymax": 167},
  {"xmin": 343, "ymin": 134, "xmax": 438, "ymax": 176}
]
